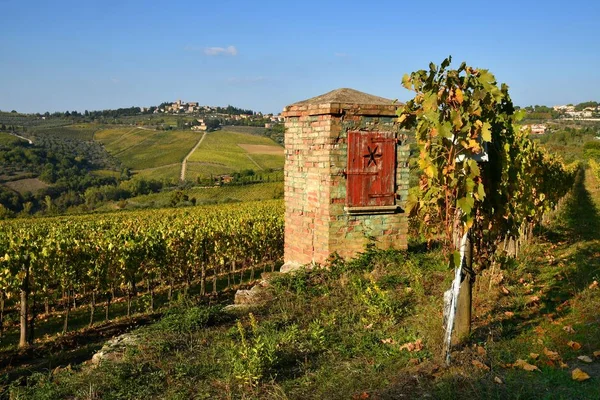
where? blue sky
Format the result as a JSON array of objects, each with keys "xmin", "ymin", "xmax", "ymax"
[{"xmin": 1, "ymin": 0, "xmax": 598, "ymax": 114}]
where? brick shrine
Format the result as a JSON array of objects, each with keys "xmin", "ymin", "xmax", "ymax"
[{"xmin": 281, "ymin": 88, "xmax": 410, "ymax": 270}]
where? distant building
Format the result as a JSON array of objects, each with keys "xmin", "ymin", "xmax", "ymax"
[{"xmin": 522, "ymin": 124, "xmax": 546, "ymax": 134}]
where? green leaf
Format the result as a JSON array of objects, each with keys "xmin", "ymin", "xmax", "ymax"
[
  {"xmin": 467, "ymin": 159, "xmax": 480, "ymax": 177},
  {"xmin": 452, "ymin": 250, "xmax": 461, "ymax": 269},
  {"xmin": 457, "ymin": 196, "xmax": 474, "ymax": 215},
  {"xmin": 423, "ymin": 92, "xmax": 438, "ymax": 112},
  {"xmin": 437, "ymin": 121, "xmax": 453, "ymax": 139},
  {"xmin": 477, "ymin": 183, "xmax": 486, "ymax": 200},
  {"xmin": 441, "ymin": 56, "xmax": 452, "ymax": 69}
]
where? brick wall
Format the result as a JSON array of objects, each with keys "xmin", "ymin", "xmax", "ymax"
[{"xmin": 283, "ymin": 96, "xmax": 409, "ymax": 267}]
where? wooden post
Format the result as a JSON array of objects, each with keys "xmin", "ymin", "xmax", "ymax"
[{"xmin": 453, "ymin": 234, "xmax": 473, "ymax": 344}]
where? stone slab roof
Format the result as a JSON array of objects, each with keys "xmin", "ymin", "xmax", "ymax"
[
  {"xmin": 289, "ymin": 88, "xmax": 394, "ymax": 106},
  {"xmin": 283, "ymin": 88, "xmax": 401, "ymax": 117}
]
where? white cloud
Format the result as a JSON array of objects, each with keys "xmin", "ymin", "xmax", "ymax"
[
  {"xmin": 110, "ymin": 78, "xmax": 120, "ymax": 84},
  {"xmin": 204, "ymin": 45, "xmax": 238, "ymax": 56}
]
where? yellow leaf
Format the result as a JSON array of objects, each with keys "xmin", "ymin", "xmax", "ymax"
[
  {"xmin": 543, "ymin": 348, "xmax": 561, "ymax": 361},
  {"xmin": 472, "ymin": 360, "xmax": 490, "ymax": 371},
  {"xmin": 399, "ymin": 339, "xmax": 423, "ymax": 352},
  {"xmin": 588, "ymin": 280, "xmax": 598, "ymax": 290},
  {"xmin": 529, "ymin": 353, "xmax": 539, "ymax": 360},
  {"xmin": 455, "ymin": 88, "xmax": 464, "ymax": 104},
  {"xmin": 494, "ymin": 376, "xmax": 503, "ymax": 384},
  {"xmin": 572, "ymin": 368, "xmax": 590, "ymax": 382},
  {"xmin": 567, "ymin": 341, "xmax": 582, "ymax": 351},
  {"xmin": 562, "ymin": 325, "xmax": 575, "ymax": 334},
  {"xmin": 577, "ymin": 355, "xmax": 593, "ymax": 363},
  {"xmin": 593, "ymin": 350, "xmax": 600, "ymax": 358},
  {"xmin": 425, "ymin": 165, "xmax": 436, "ymax": 178},
  {"xmin": 402, "ymin": 74, "xmax": 412, "ymax": 90},
  {"xmin": 477, "ymin": 346, "xmax": 487, "ymax": 356},
  {"xmin": 513, "ymin": 359, "xmax": 540, "ymax": 372}
]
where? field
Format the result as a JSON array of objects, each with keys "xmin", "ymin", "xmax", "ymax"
[
  {"xmin": 0, "ymin": 112, "xmax": 71, "ymax": 129},
  {"xmin": 30, "ymin": 124, "xmax": 100, "ymax": 141},
  {"xmin": 132, "ymin": 164, "xmax": 182, "ymax": 182},
  {"xmin": 112, "ymin": 181, "xmax": 284, "ymax": 209},
  {"xmin": 3, "ymin": 178, "xmax": 49, "ymax": 194},
  {"xmin": 187, "ymin": 130, "xmax": 284, "ymax": 178},
  {"xmin": 94, "ymin": 127, "xmax": 201, "ymax": 171}
]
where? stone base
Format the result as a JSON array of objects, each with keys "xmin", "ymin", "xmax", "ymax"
[
  {"xmin": 91, "ymin": 333, "xmax": 138, "ymax": 365},
  {"xmin": 279, "ymin": 261, "xmax": 307, "ymax": 274}
]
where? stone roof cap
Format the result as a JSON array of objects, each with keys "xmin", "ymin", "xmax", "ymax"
[
  {"xmin": 283, "ymin": 88, "xmax": 401, "ymax": 117},
  {"xmin": 290, "ymin": 88, "xmax": 394, "ymax": 106}
]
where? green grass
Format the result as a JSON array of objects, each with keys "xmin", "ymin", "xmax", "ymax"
[
  {"xmin": 94, "ymin": 127, "xmax": 139, "ymax": 146},
  {"xmin": 132, "ymin": 164, "xmax": 182, "ymax": 182},
  {"xmin": 102, "ymin": 128, "xmax": 152, "ymax": 154},
  {"xmin": 118, "ymin": 130, "xmax": 199, "ymax": 170},
  {"xmin": 187, "ymin": 130, "xmax": 284, "ymax": 177},
  {"xmin": 185, "ymin": 161, "xmax": 234, "ymax": 179},
  {"xmin": 14, "ymin": 169, "xmax": 600, "ymax": 399},
  {"xmin": 249, "ymin": 153, "xmax": 286, "ymax": 170},
  {"xmin": 94, "ymin": 127, "xmax": 200, "ymax": 170}
]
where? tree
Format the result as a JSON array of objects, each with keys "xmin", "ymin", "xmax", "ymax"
[
  {"xmin": 398, "ymin": 58, "xmax": 575, "ymax": 364},
  {"xmin": 205, "ymin": 118, "xmax": 220, "ymax": 131}
]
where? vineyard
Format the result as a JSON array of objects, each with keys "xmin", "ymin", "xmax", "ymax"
[
  {"xmin": 2, "ymin": 60, "xmax": 599, "ymax": 398},
  {"xmin": 0, "ymin": 200, "xmax": 284, "ymax": 349}
]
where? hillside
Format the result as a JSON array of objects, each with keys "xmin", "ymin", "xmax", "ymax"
[
  {"xmin": 9, "ymin": 168, "xmax": 600, "ymax": 399},
  {"xmin": 92, "ymin": 127, "xmax": 284, "ymax": 182},
  {"xmin": 0, "ymin": 121, "xmax": 285, "ymax": 216},
  {"xmin": 186, "ymin": 130, "xmax": 284, "ymax": 179}
]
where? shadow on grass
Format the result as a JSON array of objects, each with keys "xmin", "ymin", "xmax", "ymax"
[
  {"xmin": 391, "ymin": 168, "xmax": 600, "ymax": 399},
  {"xmin": 536, "ymin": 168, "xmax": 600, "ymax": 314}
]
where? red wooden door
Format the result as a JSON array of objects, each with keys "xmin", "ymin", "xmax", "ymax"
[{"xmin": 346, "ymin": 131, "xmax": 396, "ymax": 207}]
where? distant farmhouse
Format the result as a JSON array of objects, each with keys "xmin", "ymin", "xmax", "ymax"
[{"xmin": 522, "ymin": 124, "xmax": 547, "ymax": 134}]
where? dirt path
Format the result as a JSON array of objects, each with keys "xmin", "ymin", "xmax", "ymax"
[
  {"xmin": 8, "ymin": 131, "xmax": 33, "ymax": 144},
  {"xmin": 245, "ymin": 154, "xmax": 264, "ymax": 171},
  {"xmin": 180, "ymin": 131, "xmax": 207, "ymax": 181}
]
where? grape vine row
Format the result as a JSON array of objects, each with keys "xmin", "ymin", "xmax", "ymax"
[{"xmin": 0, "ymin": 200, "xmax": 284, "ymax": 347}]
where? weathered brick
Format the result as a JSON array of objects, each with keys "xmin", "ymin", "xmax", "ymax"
[{"xmin": 283, "ymin": 88, "xmax": 409, "ymax": 266}]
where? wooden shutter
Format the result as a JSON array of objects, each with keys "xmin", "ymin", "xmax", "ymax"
[{"xmin": 346, "ymin": 131, "xmax": 396, "ymax": 207}]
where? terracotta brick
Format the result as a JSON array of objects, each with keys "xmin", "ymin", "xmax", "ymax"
[{"xmin": 283, "ymin": 89, "xmax": 409, "ymax": 266}]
